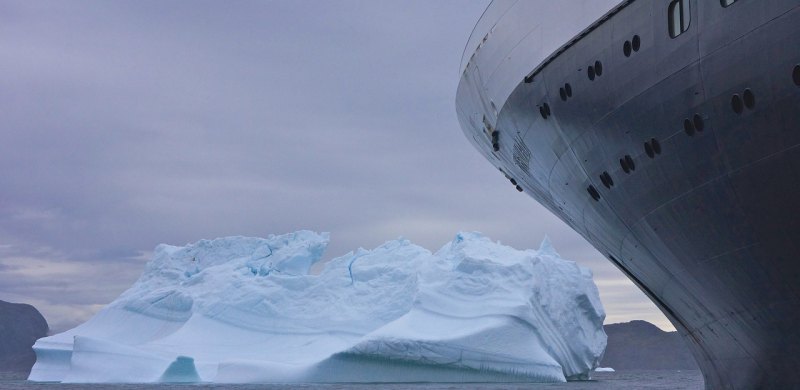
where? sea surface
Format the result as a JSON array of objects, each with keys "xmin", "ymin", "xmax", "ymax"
[{"xmin": 0, "ymin": 371, "xmax": 703, "ymax": 390}]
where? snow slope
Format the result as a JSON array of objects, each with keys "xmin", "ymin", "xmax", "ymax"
[{"xmin": 29, "ymin": 231, "xmax": 606, "ymax": 383}]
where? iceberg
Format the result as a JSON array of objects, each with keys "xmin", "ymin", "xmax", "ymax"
[{"xmin": 29, "ymin": 231, "xmax": 606, "ymax": 383}]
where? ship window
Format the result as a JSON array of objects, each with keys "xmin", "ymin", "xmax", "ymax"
[
  {"xmin": 620, "ymin": 158, "xmax": 630, "ymax": 173},
  {"xmin": 588, "ymin": 66, "xmax": 596, "ymax": 81},
  {"xmin": 731, "ymin": 94, "xmax": 744, "ymax": 114},
  {"xmin": 595, "ymin": 61, "xmax": 603, "ymax": 76},
  {"xmin": 743, "ymin": 89, "xmax": 755, "ymax": 109},
  {"xmin": 720, "ymin": 0, "xmax": 736, "ymax": 7},
  {"xmin": 625, "ymin": 155, "xmax": 635, "ymax": 171},
  {"xmin": 632, "ymin": 35, "xmax": 641, "ymax": 51},
  {"xmin": 559, "ymin": 87, "xmax": 567, "ymax": 101},
  {"xmin": 623, "ymin": 40, "xmax": 632, "ymax": 57},
  {"xmin": 684, "ymin": 118, "xmax": 695, "ymax": 136},
  {"xmin": 645, "ymin": 141, "xmax": 654, "ymax": 158},
  {"xmin": 587, "ymin": 185, "xmax": 601, "ymax": 201},
  {"xmin": 794, "ymin": 65, "xmax": 800, "ymax": 86},
  {"xmin": 565, "ymin": 83, "xmax": 573, "ymax": 97},
  {"xmin": 693, "ymin": 114, "xmax": 704, "ymax": 132},
  {"xmin": 652, "ymin": 138, "xmax": 662, "ymax": 154},
  {"xmin": 668, "ymin": 0, "xmax": 691, "ymax": 38}
]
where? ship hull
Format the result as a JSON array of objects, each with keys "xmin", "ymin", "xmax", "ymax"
[{"xmin": 456, "ymin": 1, "xmax": 800, "ymax": 389}]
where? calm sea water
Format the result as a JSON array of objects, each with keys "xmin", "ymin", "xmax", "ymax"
[{"xmin": 0, "ymin": 371, "xmax": 703, "ymax": 390}]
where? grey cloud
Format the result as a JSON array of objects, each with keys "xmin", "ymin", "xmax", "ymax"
[{"xmin": 0, "ymin": 0, "xmax": 668, "ymax": 332}]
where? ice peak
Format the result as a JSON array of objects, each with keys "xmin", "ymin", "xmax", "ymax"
[{"xmin": 538, "ymin": 235, "xmax": 559, "ymax": 257}]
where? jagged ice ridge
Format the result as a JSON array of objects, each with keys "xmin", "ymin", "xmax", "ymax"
[{"xmin": 29, "ymin": 231, "xmax": 607, "ymax": 383}]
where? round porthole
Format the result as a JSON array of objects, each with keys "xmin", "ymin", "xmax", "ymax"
[
  {"xmin": 693, "ymin": 114, "xmax": 704, "ymax": 132},
  {"xmin": 644, "ymin": 142, "xmax": 654, "ymax": 158},
  {"xmin": 587, "ymin": 185, "xmax": 600, "ymax": 201},
  {"xmin": 560, "ymin": 87, "xmax": 567, "ymax": 101},
  {"xmin": 651, "ymin": 138, "xmax": 661, "ymax": 154},
  {"xmin": 620, "ymin": 158, "xmax": 630, "ymax": 173},
  {"xmin": 683, "ymin": 118, "xmax": 695, "ymax": 136},
  {"xmin": 731, "ymin": 94, "xmax": 743, "ymax": 114},
  {"xmin": 625, "ymin": 155, "xmax": 635, "ymax": 171},
  {"xmin": 588, "ymin": 66, "xmax": 596, "ymax": 81},
  {"xmin": 565, "ymin": 83, "xmax": 573, "ymax": 97},
  {"xmin": 743, "ymin": 89, "xmax": 755, "ymax": 109},
  {"xmin": 595, "ymin": 61, "xmax": 603, "ymax": 76},
  {"xmin": 632, "ymin": 35, "xmax": 641, "ymax": 51},
  {"xmin": 623, "ymin": 41, "xmax": 632, "ymax": 57},
  {"xmin": 794, "ymin": 65, "xmax": 800, "ymax": 86}
]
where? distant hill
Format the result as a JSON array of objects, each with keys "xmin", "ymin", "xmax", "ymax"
[
  {"xmin": 601, "ymin": 320, "xmax": 699, "ymax": 370},
  {"xmin": 0, "ymin": 300, "xmax": 49, "ymax": 375}
]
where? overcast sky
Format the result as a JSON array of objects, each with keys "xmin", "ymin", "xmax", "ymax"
[{"xmin": 0, "ymin": 0, "xmax": 670, "ymax": 333}]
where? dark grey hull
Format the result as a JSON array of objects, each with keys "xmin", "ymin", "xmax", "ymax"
[{"xmin": 457, "ymin": 0, "xmax": 800, "ymax": 389}]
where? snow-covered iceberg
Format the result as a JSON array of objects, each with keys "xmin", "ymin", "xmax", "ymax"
[{"xmin": 29, "ymin": 231, "xmax": 606, "ymax": 383}]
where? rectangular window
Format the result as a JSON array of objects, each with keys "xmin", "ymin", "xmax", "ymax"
[{"xmin": 668, "ymin": 0, "xmax": 691, "ymax": 38}]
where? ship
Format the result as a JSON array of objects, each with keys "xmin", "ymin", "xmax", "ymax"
[{"xmin": 455, "ymin": 0, "xmax": 800, "ymax": 389}]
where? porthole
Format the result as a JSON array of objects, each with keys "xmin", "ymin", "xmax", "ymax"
[
  {"xmin": 693, "ymin": 114, "xmax": 704, "ymax": 132},
  {"xmin": 588, "ymin": 66, "xmax": 596, "ymax": 81},
  {"xmin": 587, "ymin": 185, "xmax": 601, "ymax": 201},
  {"xmin": 544, "ymin": 103, "xmax": 551, "ymax": 116},
  {"xmin": 625, "ymin": 155, "xmax": 635, "ymax": 171},
  {"xmin": 794, "ymin": 65, "xmax": 800, "ymax": 86},
  {"xmin": 731, "ymin": 94, "xmax": 744, "ymax": 114},
  {"xmin": 651, "ymin": 138, "xmax": 662, "ymax": 154},
  {"xmin": 565, "ymin": 83, "xmax": 573, "ymax": 97},
  {"xmin": 743, "ymin": 89, "xmax": 755, "ymax": 109},
  {"xmin": 632, "ymin": 35, "xmax": 641, "ymax": 51},
  {"xmin": 601, "ymin": 171, "xmax": 614, "ymax": 188},
  {"xmin": 623, "ymin": 41, "xmax": 632, "ymax": 57},
  {"xmin": 595, "ymin": 61, "xmax": 603, "ymax": 76},
  {"xmin": 560, "ymin": 87, "xmax": 567, "ymax": 101},
  {"xmin": 620, "ymin": 158, "xmax": 631, "ymax": 173},
  {"xmin": 516, "ymin": 185, "xmax": 523, "ymax": 192},
  {"xmin": 645, "ymin": 142, "xmax": 654, "ymax": 158},
  {"xmin": 684, "ymin": 118, "xmax": 695, "ymax": 136},
  {"xmin": 539, "ymin": 106, "xmax": 548, "ymax": 119},
  {"xmin": 510, "ymin": 178, "xmax": 517, "ymax": 186}
]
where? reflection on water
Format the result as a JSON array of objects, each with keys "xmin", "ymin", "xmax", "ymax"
[{"xmin": 0, "ymin": 370, "xmax": 703, "ymax": 390}]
